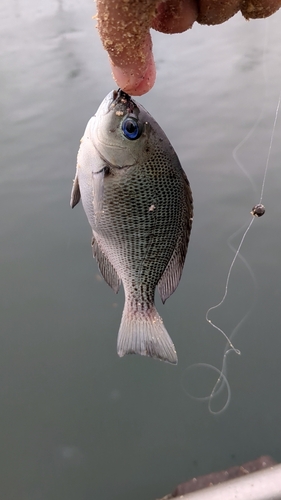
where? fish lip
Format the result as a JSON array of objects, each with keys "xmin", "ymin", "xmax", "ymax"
[
  {"xmin": 98, "ymin": 90, "xmax": 139, "ymax": 121},
  {"xmin": 98, "ymin": 90, "xmax": 133, "ymax": 116},
  {"xmin": 114, "ymin": 88, "xmax": 131, "ymax": 104},
  {"xmin": 110, "ymin": 89, "xmax": 137, "ymax": 115}
]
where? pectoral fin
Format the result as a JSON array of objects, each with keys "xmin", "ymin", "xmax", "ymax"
[
  {"xmin": 92, "ymin": 168, "xmax": 105, "ymax": 223},
  {"xmin": 70, "ymin": 172, "xmax": 81, "ymax": 208}
]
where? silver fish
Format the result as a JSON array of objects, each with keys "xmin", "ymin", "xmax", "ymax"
[{"xmin": 70, "ymin": 90, "xmax": 193, "ymax": 364}]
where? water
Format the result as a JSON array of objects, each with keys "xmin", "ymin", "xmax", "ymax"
[{"xmin": 1, "ymin": 2, "xmax": 281, "ymax": 499}]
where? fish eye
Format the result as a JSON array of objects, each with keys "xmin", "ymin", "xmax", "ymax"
[{"xmin": 121, "ymin": 117, "xmax": 140, "ymax": 140}]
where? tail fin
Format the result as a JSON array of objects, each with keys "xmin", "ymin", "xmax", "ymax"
[{"xmin": 117, "ymin": 303, "xmax": 178, "ymax": 364}]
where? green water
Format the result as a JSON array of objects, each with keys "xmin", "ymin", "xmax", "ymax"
[{"xmin": 1, "ymin": 2, "xmax": 281, "ymax": 499}]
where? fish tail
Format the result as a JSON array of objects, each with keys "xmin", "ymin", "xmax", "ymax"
[{"xmin": 117, "ymin": 302, "xmax": 178, "ymax": 364}]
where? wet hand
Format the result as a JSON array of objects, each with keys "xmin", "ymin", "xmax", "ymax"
[{"xmin": 96, "ymin": 0, "xmax": 281, "ymax": 96}]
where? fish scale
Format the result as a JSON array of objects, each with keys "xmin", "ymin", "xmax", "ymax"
[
  {"xmin": 71, "ymin": 90, "xmax": 193, "ymax": 364},
  {"xmin": 99, "ymin": 159, "xmax": 181, "ymax": 284}
]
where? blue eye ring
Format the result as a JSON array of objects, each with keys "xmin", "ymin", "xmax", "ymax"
[{"xmin": 121, "ymin": 117, "xmax": 140, "ymax": 140}]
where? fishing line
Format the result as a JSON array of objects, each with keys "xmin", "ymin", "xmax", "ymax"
[
  {"xmin": 203, "ymin": 84, "xmax": 281, "ymax": 414},
  {"xmin": 259, "ymin": 90, "xmax": 281, "ymax": 204},
  {"xmin": 183, "ymin": 19, "xmax": 281, "ymax": 413}
]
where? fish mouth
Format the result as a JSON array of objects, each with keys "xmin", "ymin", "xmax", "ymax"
[
  {"xmin": 110, "ymin": 89, "xmax": 138, "ymax": 115},
  {"xmin": 93, "ymin": 89, "xmax": 141, "ymax": 163},
  {"xmin": 112, "ymin": 88, "xmax": 130, "ymax": 104},
  {"xmin": 94, "ymin": 89, "xmax": 138, "ymax": 162}
]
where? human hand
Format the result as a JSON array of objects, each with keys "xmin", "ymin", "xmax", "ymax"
[{"xmin": 96, "ymin": 0, "xmax": 281, "ymax": 96}]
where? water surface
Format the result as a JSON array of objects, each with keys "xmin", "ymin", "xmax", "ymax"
[{"xmin": 1, "ymin": 2, "xmax": 281, "ymax": 499}]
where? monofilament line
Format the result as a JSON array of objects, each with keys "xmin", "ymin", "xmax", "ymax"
[
  {"xmin": 205, "ymin": 217, "xmax": 255, "ymax": 356},
  {"xmin": 232, "ymin": 21, "xmax": 268, "ymax": 197},
  {"xmin": 206, "ymin": 68, "xmax": 281, "ymax": 358},
  {"xmin": 259, "ymin": 91, "xmax": 281, "ymax": 203},
  {"xmin": 184, "ymin": 21, "xmax": 281, "ymax": 415}
]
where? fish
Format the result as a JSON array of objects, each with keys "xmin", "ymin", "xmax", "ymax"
[{"xmin": 70, "ymin": 89, "xmax": 193, "ymax": 364}]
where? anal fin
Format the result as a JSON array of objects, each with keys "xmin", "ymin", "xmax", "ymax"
[
  {"xmin": 157, "ymin": 244, "xmax": 185, "ymax": 304},
  {"xmin": 92, "ymin": 235, "xmax": 121, "ymax": 293}
]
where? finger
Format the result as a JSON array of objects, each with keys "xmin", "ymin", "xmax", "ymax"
[
  {"xmin": 152, "ymin": 0, "xmax": 198, "ymax": 33},
  {"xmin": 96, "ymin": 0, "xmax": 158, "ymax": 95},
  {"xmin": 240, "ymin": 0, "xmax": 281, "ymax": 19},
  {"xmin": 197, "ymin": 0, "xmax": 241, "ymax": 24},
  {"xmin": 110, "ymin": 38, "xmax": 156, "ymax": 96}
]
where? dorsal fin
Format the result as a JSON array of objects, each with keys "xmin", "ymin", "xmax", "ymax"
[{"xmin": 158, "ymin": 177, "xmax": 193, "ymax": 303}]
